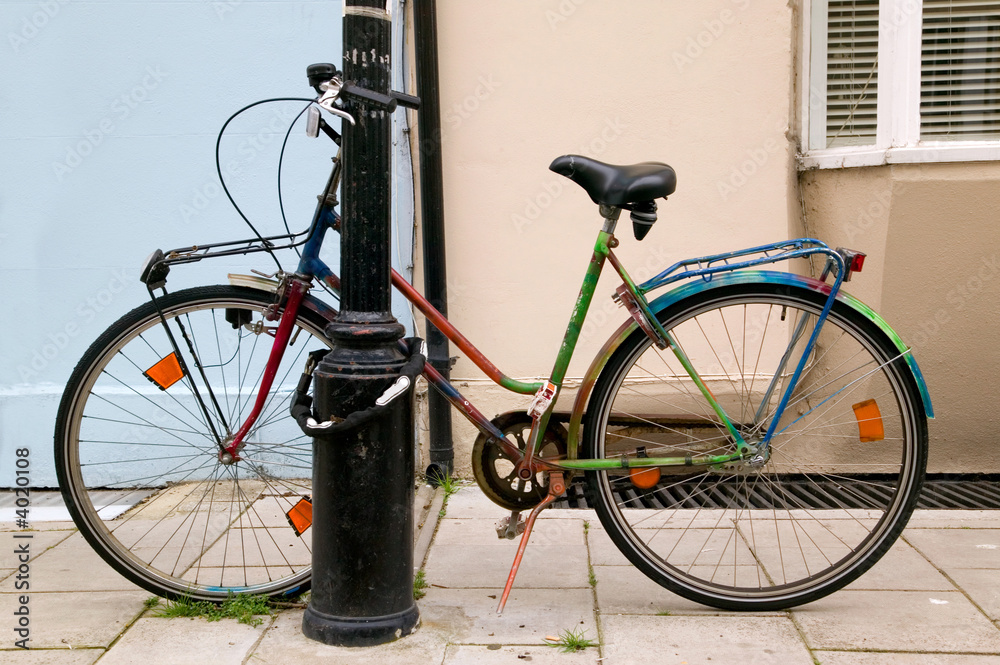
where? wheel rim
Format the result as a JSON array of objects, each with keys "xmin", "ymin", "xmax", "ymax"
[
  {"xmin": 60, "ymin": 291, "xmax": 330, "ymax": 598},
  {"xmin": 589, "ymin": 290, "xmax": 921, "ymax": 604}
]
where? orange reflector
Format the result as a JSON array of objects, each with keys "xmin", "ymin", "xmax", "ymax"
[
  {"xmin": 630, "ymin": 466, "xmax": 661, "ymax": 490},
  {"xmin": 286, "ymin": 497, "xmax": 313, "ymax": 536},
  {"xmin": 852, "ymin": 399, "xmax": 884, "ymax": 442},
  {"xmin": 142, "ymin": 353, "xmax": 184, "ymax": 390}
]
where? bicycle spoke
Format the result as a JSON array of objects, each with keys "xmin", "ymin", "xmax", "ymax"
[
  {"xmin": 585, "ymin": 287, "xmax": 924, "ymax": 609},
  {"xmin": 59, "ymin": 288, "xmax": 327, "ymax": 599}
]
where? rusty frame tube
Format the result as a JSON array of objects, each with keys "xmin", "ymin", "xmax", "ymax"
[
  {"xmin": 421, "ymin": 362, "xmax": 524, "ymax": 462},
  {"xmin": 390, "ymin": 269, "xmax": 541, "ymax": 396}
]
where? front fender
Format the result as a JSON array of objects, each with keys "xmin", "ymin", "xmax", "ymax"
[
  {"xmin": 566, "ymin": 270, "xmax": 933, "ymax": 457},
  {"xmin": 228, "ymin": 273, "xmax": 339, "ymax": 325}
]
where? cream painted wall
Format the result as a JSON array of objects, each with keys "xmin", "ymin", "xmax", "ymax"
[
  {"xmin": 410, "ymin": 1, "xmax": 797, "ymax": 475},
  {"xmin": 801, "ymin": 163, "xmax": 1000, "ymax": 473}
]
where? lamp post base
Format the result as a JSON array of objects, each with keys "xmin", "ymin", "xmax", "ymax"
[{"xmin": 302, "ymin": 604, "xmax": 419, "ymax": 647}]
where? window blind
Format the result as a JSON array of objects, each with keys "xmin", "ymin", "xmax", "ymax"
[
  {"xmin": 826, "ymin": 0, "xmax": 880, "ymax": 147},
  {"xmin": 921, "ymin": 1, "xmax": 1000, "ymax": 140}
]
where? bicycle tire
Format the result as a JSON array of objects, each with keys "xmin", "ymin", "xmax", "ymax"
[
  {"xmin": 55, "ymin": 285, "xmax": 332, "ymax": 601},
  {"xmin": 583, "ymin": 282, "xmax": 927, "ymax": 610}
]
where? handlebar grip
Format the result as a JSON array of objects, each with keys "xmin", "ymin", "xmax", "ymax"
[
  {"xmin": 391, "ymin": 91, "xmax": 421, "ymax": 110},
  {"xmin": 340, "ymin": 82, "xmax": 398, "ymax": 112}
]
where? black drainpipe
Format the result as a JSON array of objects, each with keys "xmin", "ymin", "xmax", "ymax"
[{"xmin": 414, "ymin": 0, "xmax": 454, "ymax": 481}]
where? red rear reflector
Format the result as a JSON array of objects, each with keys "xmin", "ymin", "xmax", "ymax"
[
  {"xmin": 143, "ymin": 353, "xmax": 184, "ymax": 390},
  {"xmin": 850, "ymin": 253, "xmax": 866, "ymax": 273},
  {"xmin": 286, "ymin": 497, "xmax": 313, "ymax": 536},
  {"xmin": 630, "ymin": 466, "xmax": 661, "ymax": 490},
  {"xmin": 852, "ymin": 399, "xmax": 884, "ymax": 442}
]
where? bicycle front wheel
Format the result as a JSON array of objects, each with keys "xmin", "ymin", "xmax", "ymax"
[
  {"xmin": 55, "ymin": 285, "xmax": 332, "ymax": 601},
  {"xmin": 583, "ymin": 282, "xmax": 927, "ymax": 610}
]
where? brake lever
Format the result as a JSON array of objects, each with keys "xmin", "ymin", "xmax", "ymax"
[{"xmin": 315, "ymin": 79, "xmax": 356, "ymax": 126}]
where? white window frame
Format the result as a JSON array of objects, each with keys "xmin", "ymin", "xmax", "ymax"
[{"xmin": 801, "ymin": 0, "xmax": 1000, "ymax": 169}]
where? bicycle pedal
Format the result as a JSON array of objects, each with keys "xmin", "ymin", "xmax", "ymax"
[{"xmin": 495, "ymin": 514, "xmax": 526, "ymax": 540}]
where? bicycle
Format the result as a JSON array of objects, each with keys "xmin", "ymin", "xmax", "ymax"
[{"xmin": 54, "ymin": 64, "xmax": 933, "ymax": 613}]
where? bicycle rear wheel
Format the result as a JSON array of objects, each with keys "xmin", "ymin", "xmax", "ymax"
[
  {"xmin": 54, "ymin": 285, "xmax": 332, "ymax": 601},
  {"xmin": 583, "ymin": 282, "xmax": 927, "ymax": 610}
]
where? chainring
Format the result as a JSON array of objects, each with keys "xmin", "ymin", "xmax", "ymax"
[{"xmin": 471, "ymin": 411, "xmax": 568, "ymax": 511}]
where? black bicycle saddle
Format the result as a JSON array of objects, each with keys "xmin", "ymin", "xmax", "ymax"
[{"xmin": 549, "ymin": 155, "xmax": 676, "ymax": 207}]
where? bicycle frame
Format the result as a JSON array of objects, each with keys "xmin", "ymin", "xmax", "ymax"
[
  {"xmin": 222, "ymin": 216, "xmax": 852, "ymax": 472},
  {"xmin": 144, "ymin": 148, "xmax": 932, "ymax": 476}
]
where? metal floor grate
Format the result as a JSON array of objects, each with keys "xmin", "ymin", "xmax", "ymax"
[{"xmin": 552, "ymin": 475, "xmax": 1000, "ymax": 510}]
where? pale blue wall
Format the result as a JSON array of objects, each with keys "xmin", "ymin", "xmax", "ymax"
[{"xmin": 0, "ymin": 1, "xmax": 415, "ymax": 486}]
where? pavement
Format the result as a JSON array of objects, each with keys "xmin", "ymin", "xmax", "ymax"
[{"xmin": 2, "ymin": 484, "xmax": 999, "ymax": 664}]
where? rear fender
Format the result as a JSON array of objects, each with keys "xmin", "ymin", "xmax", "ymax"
[{"xmin": 565, "ymin": 270, "xmax": 933, "ymax": 458}]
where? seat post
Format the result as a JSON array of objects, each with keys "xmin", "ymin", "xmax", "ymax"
[{"xmin": 599, "ymin": 204, "xmax": 622, "ymax": 234}]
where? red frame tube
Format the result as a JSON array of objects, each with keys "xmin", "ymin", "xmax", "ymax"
[
  {"xmin": 391, "ymin": 269, "xmax": 539, "ymax": 395},
  {"xmin": 226, "ymin": 279, "xmax": 309, "ymax": 457}
]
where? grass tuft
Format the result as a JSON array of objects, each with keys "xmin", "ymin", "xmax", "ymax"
[
  {"xmin": 428, "ymin": 472, "xmax": 462, "ymax": 518},
  {"xmin": 152, "ymin": 592, "xmax": 273, "ymax": 627},
  {"xmin": 545, "ymin": 627, "xmax": 595, "ymax": 652},
  {"xmin": 434, "ymin": 474, "xmax": 461, "ymax": 499},
  {"xmin": 413, "ymin": 570, "xmax": 429, "ymax": 600}
]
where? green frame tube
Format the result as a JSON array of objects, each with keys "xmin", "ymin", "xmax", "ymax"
[{"xmin": 526, "ymin": 229, "xmax": 748, "ymax": 461}]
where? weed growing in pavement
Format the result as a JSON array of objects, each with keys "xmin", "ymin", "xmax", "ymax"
[
  {"xmin": 152, "ymin": 592, "xmax": 273, "ymax": 627},
  {"xmin": 545, "ymin": 627, "xmax": 595, "ymax": 652},
  {"xmin": 413, "ymin": 570, "xmax": 429, "ymax": 600}
]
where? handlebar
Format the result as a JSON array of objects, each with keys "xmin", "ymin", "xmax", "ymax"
[
  {"xmin": 389, "ymin": 90, "xmax": 421, "ymax": 110},
  {"xmin": 307, "ymin": 62, "xmax": 421, "ymax": 114}
]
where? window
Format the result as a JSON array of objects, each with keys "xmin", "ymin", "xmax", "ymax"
[
  {"xmin": 922, "ymin": 1, "xmax": 1000, "ymax": 140},
  {"xmin": 804, "ymin": 0, "xmax": 1000, "ymax": 167},
  {"xmin": 822, "ymin": 0, "xmax": 880, "ymax": 148}
]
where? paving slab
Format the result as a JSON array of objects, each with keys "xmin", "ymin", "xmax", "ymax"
[
  {"xmin": 586, "ymin": 526, "xmax": 632, "ymax": 567},
  {"xmin": 949, "ymin": 568, "xmax": 1000, "ymax": 621},
  {"xmin": 438, "ymin": 487, "xmax": 502, "ymax": 519},
  {"xmin": 443, "ymin": 643, "xmax": 599, "ymax": 664},
  {"xmin": 418, "ymin": 587, "xmax": 595, "ymax": 645},
  {"xmin": 906, "ymin": 511, "xmax": 1000, "ymax": 530},
  {"xmin": 0, "ymin": 590, "xmax": 149, "ymax": 648},
  {"xmin": 592, "ymin": 564, "xmax": 784, "ymax": 616},
  {"xmin": 250, "ymin": 609, "xmax": 447, "ymax": 664},
  {"xmin": 0, "ymin": 649, "xmax": 103, "ymax": 664},
  {"xmin": 0, "ymin": 522, "xmax": 78, "ymax": 532},
  {"xmin": 423, "ymin": 518, "xmax": 589, "ymax": 589},
  {"xmin": 0, "ymin": 531, "xmax": 74, "ymax": 569},
  {"xmin": 814, "ymin": 653, "xmax": 1000, "ymax": 664},
  {"xmin": 542, "ymin": 508, "xmax": 599, "ymax": 521},
  {"xmin": 793, "ymin": 590, "xmax": 1000, "ymax": 653},
  {"xmin": 601, "ymin": 614, "xmax": 814, "ymax": 665},
  {"xmin": 441, "ymin": 487, "xmax": 596, "ymax": 522},
  {"xmin": 97, "ymin": 616, "xmax": 264, "ymax": 665},
  {"xmin": 26, "ymin": 533, "xmax": 144, "ymax": 593},
  {"xmin": 905, "ymin": 530, "xmax": 1000, "ymax": 570},
  {"xmin": 844, "ymin": 539, "xmax": 954, "ymax": 591}
]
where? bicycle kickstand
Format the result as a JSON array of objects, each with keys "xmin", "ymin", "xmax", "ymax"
[{"xmin": 496, "ymin": 472, "xmax": 566, "ymax": 614}]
